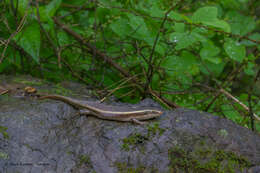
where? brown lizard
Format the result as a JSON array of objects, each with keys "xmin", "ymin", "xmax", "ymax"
[{"xmin": 40, "ymin": 95, "xmax": 163, "ymax": 124}]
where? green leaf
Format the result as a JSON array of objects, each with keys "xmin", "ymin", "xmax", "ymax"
[
  {"xmin": 244, "ymin": 62, "xmax": 255, "ymax": 76},
  {"xmin": 241, "ymin": 33, "xmax": 260, "ymax": 47},
  {"xmin": 200, "ymin": 41, "xmax": 221, "ymax": 64},
  {"xmin": 33, "ymin": 0, "xmax": 62, "ymax": 22},
  {"xmin": 181, "ymin": 51, "xmax": 199, "ymax": 75},
  {"xmin": 190, "ymin": 29, "xmax": 208, "ymax": 42},
  {"xmin": 203, "ymin": 20, "xmax": 230, "ymax": 32},
  {"xmin": 0, "ymin": 61, "xmax": 10, "ymax": 73},
  {"xmin": 169, "ymin": 11, "xmax": 185, "ymax": 21},
  {"xmin": 151, "ymin": 73, "xmax": 160, "ymax": 89},
  {"xmin": 155, "ymin": 44, "xmax": 165, "ymax": 56},
  {"xmin": 110, "ymin": 18, "xmax": 132, "ymax": 38},
  {"xmin": 45, "ymin": 0, "xmax": 62, "ymax": 17},
  {"xmin": 200, "ymin": 60, "xmax": 226, "ymax": 77},
  {"xmin": 207, "ymin": 57, "xmax": 222, "ymax": 64},
  {"xmin": 247, "ymin": 54, "xmax": 256, "ymax": 61},
  {"xmin": 224, "ymin": 39, "xmax": 246, "ymax": 62},
  {"xmin": 200, "ymin": 42, "xmax": 220, "ymax": 57},
  {"xmin": 192, "ymin": 6, "xmax": 218, "ymax": 23},
  {"xmin": 13, "ymin": 22, "xmax": 41, "ymax": 63},
  {"xmin": 20, "ymin": 0, "xmax": 30, "ymax": 16},
  {"xmin": 148, "ymin": 1, "xmax": 164, "ymax": 17},
  {"xmin": 127, "ymin": 13, "xmax": 156, "ymax": 46},
  {"xmin": 162, "ymin": 51, "xmax": 198, "ymax": 76},
  {"xmin": 220, "ymin": 0, "xmax": 241, "ymax": 10},
  {"xmin": 221, "ymin": 105, "xmax": 241, "ymax": 122},
  {"xmin": 57, "ymin": 31, "xmax": 70, "ymax": 46},
  {"xmin": 174, "ymin": 23, "xmax": 185, "ymax": 33},
  {"xmin": 161, "ymin": 55, "xmax": 178, "ymax": 72},
  {"xmin": 96, "ymin": 7, "xmax": 111, "ymax": 23},
  {"xmin": 42, "ymin": 20, "xmax": 56, "ymax": 40},
  {"xmin": 127, "ymin": 13, "xmax": 146, "ymax": 30},
  {"xmin": 6, "ymin": 0, "xmax": 30, "ymax": 16},
  {"xmin": 98, "ymin": 0, "xmax": 121, "ymax": 6},
  {"xmin": 161, "ymin": 53, "xmax": 194, "ymax": 88},
  {"xmin": 192, "ymin": 6, "xmax": 230, "ymax": 32},
  {"xmin": 170, "ymin": 32, "xmax": 197, "ymax": 50},
  {"xmin": 225, "ymin": 11, "xmax": 256, "ymax": 36}
]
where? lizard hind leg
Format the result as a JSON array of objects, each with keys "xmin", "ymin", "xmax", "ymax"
[
  {"xmin": 69, "ymin": 109, "xmax": 91, "ymax": 121},
  {"xmin": 132, "ymin": 118, "xmax": 146, "ymax": 125}
]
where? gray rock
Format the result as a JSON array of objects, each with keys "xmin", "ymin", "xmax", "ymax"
[{"xmin": 0, "ymin": 92, "xmax": 259, "ymax": 172}]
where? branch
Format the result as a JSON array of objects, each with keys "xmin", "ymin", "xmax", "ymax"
[
  {"xmin": 53, "ymin": 17, "xmax": 133, "ymax": 80},
  {"xmin": 53, "ymin": 17, "xmax": 179, "ymax": 108},
  {"xmin": 220, "ymin": 88, "xmax": 260, "ymax": 122},
  {"xmin": 145, "ymin": 0, "xmax": 185, "ymax": 95},
  {"xmin": 0, "ymin": 12, "xmax": 28, "ymax": 63}
]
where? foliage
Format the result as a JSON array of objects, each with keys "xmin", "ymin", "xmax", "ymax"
[{"xmin": 0, "ymin": 0, "xmax": 260, "ymax": 132}]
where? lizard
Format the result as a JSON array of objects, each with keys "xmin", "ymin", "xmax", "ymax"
[{"xmin": 39, "ymin": 95, "xmax": 163, "ymax": 124}]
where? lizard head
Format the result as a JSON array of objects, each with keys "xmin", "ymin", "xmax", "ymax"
[{"xmin": 136, "ymin": 109, "xmax": 163, "ymax": 120}]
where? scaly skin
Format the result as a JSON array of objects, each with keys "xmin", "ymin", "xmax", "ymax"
[{"xmin": 40, "ymin": 95, "xmax": 163, "ymax": 124}]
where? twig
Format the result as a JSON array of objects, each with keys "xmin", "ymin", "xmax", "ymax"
[
  {"xmin": 53, "ymin": 17, "xmax": 135, "ymax": 80},
  {"xmin": 103, "ymin": 73, "xmax": 141, "ymax": 91},
  {"xmin": 116, "ymin": 89, "xmax": 136, "ymax": 100},
  {"xmin": 196, "ymin": 82, "xmax": 260, "ymax": 122},
  {"xmin": 0, "ymin": 90, "xmax": 9, "ymax": 95},
  {"xmin": 145, "ymin": 0, "xmax": 184, "ymax": 95},
  {"xmin": 248, "ymin": 69, "xmax": 260, "ymax": 130},
  {"xmin": 53, "ymin": 17, "xmax": 179, "ymax": 108},
  {"xmin": 220, "ymin": 88, "xmax": 260, "ymax": 121},
  {"xmin": 0, "ymin": 11, "xmax": 28, "ymax": 63},
  {"xmin": 149, "ymin": 86, "xmax": 172, "ymax": 109},
  {"xmin": 201, "ymin": 59, "xmax": 245, "ymax": 111},
  {"xmin": 247, "ymin": 93, "xmax": 254, "ymax": 131},
  {"xmin": 60, "ymin": 2, "xmax": 95, "ymax": 19},
  {"xmin": 100, "ymin": 74, "xmax": 141, "ymax": 102}
]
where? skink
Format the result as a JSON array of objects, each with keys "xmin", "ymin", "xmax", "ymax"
[{"xmin": 40, "ymin": 95, "xmax": 163, "ymax": 124}]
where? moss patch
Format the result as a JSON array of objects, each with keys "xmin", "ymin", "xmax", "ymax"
[
  {"xmin": 52, "ymin": 83, "xmax": 72, "ymax": 95},
  {"xmin": 121, "ymin": 122, "xmax": 165, "ymax": 151},
  {"xmin": 0, "ymin": 126, "xmax": 9, "ymax": 139},
  {"xmin": 147, "ymin": 122, "xmax": 165, "ymax": 137},
  {"xmin": 115, "ymin": 162, "xmax": 158, "ymax": 173},
  {"xmin": 168, "ymin": 146, "xmax": 253, "ymax": 173},
  {"xmin": 13, "ymin": 77, "xmax": 44, "ymax": 86},
  {"xmin": 78, "ymin": 155, "xmax": 91, "ymax": 167},
  {"xmin": 122, "ymin": 133, "xmax": 148, "ymax": 151},
  {"xmin": 0, "ymin": 151, "xmax": 9, "ymax": 160}
]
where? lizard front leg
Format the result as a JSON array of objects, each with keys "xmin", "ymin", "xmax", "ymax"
[
  {"xmin": 132, "ymin": 118, "xmax": 146, "ymax": 125},
  {"xmin": 78, "ymin": 109, "xmax": 92, "ymax": 115}
]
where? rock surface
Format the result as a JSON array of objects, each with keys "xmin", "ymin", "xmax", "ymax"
[{"xmin": 0, "ymin": 76, "xmax": 259, "ymax": 173}]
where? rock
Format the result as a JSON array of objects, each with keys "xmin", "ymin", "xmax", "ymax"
[{"xmin": 0, "ymin": 77, "xmax": 259, "ymax": 172}]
